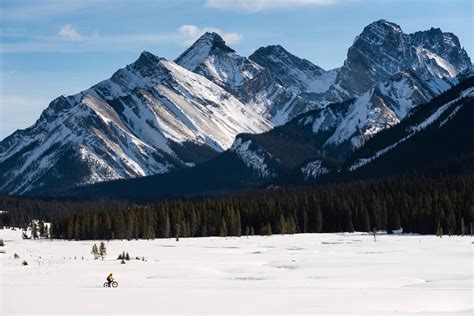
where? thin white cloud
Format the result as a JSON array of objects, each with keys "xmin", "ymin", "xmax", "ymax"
[
  {"xmin": 58, "ymin": 24, "xmax": 83, "ymax": 41},
  {"xmin": 178, "ymin": 25, "xmax": 243, "ymax": 45},
  {"xmin": 0, "ymin": 31, "xmax": 174, "ymax": 53},
  {"xmin": 0, "ymin": 24, "xmax": 242, "ymax": 53},
  {"xmin": 205, "ymin": 0, "xmax": 336, "ymax": 13}
]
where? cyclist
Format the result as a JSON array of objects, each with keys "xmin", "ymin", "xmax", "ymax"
[{"xmin": 106, "ymin": 273, "xmax": 113, "ymax": 287}]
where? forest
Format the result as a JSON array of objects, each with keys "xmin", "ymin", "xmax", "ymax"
[{"xmin": 2, "ymin": 175, "xmax": 472, "ymax": 239}]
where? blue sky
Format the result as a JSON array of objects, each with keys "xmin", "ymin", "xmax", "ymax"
[{"xmin": 1, "ymin": 0, "xmax": 472, "ymax": 139}]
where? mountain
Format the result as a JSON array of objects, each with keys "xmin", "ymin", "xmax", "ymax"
[
  {"xmin": 335, "ymin": 20, "xmax": 471, "ymax": 96},
  {"xmin": 249, "ymin": 44, "xmax": 337, "ymax": 95},
  {"xmin": 61, "ymin": 76, "xmax": 473, "ymax": 200},
  {"xmin": 0, "ymin": 52, "xmax": 271, "ymax": 195},
  {"xmin": 175, "ymin": 32, "xmax": 318, "ymax": 124},
  {"xmin": 1, "ymin": 19, "xmax": 471, "ymax": 196},
  {"xmin": 341, "ymin": 76, "xmax": 474, "ymax": 179},
  {"xmin": 229, "ymin": 69, "xmax": 456, "ymax": 180},
  {"xmin": 177, "ymin": 21, "xmax": 470, "ymax": 125}
]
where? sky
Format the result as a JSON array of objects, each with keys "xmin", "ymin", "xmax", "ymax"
[{"xmin": 0, "ymin": 0, "xmax": 472, "ymax": 139}]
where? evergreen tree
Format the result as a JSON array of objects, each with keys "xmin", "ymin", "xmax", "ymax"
[
  {"xmin": 91, "ymin": 244, "xmax": 99, "ymax": 260},
  {"xmin": 235, "ymin": 210, "xmax": 242, "ymax": 237},
  {"xmin": 361, "ymin": 208, "xmax": 370, "ymax": 232},
  {"xmin": 38, "ymin": 220, "xmax": 47, "ymax": 238},
  {"xmin": 344, "ymin": 209, "xmax": 354, "ymax": 233},
  {"xmin": 277, "ymin": 214, "xmax": 288, "ymax": 234},
  {"xmin": 260, "ymin": 223, "xmax": 272, "ymax": 236},
  {"xmin": 219, "ymin": 217, "xmax": 227, "ymax": 237},
  {"xmin": 250, "ymin": 226, "xmax": 255, "ymax": 236},
  {"xmin": 99, "ymin": 241, "xmax": 107, "ymax": 260},
  {"xmin": 436, "ymin": 221, "xmax": 443, "ymax": 238},
  {"xmin": 315, "ymin": 205, "xmax": 323, "ymax": 233},
  {"xmin": 287, "ymin": 216, "xmax": 297, "ymax": 234},
  {"xmin": 164, "ymin": 212, "xmax": 171, "ymax": 238},
  {"xmin": 31, "ymin": 221, "xmax": 39, "ymax": 240},
  {"xmin": 175, "ymin": 223, "xmax": 180, "ymax": 241}
]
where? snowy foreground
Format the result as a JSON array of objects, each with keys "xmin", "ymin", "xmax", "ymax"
[{"xmin": 1, "ymin": 229, "xmax": 472, "ymax": 315}]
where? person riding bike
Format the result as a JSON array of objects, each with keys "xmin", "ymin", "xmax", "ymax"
[{"xmin": 106, "ymin": 273, "xmax": 113, "ymax": 287}]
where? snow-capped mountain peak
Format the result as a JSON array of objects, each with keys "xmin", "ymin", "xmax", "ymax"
[
  {"xmin": 249, "ymin": 44, "xmax": 334, "ymax": 94},
  {"xmin": 0, "ymin": 52, "xmax": 272, "ymax": 195}
]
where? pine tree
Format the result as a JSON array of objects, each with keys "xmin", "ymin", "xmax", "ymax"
[
  {"xmin": 219, "ymin": 217, "xmax": 227, "ymax": 237},
  {"xmin": 446, "ymin": 209, "xmax": 456, "ymax": 236},
  {"xmin": 436, "ymin": 221, "xmax": 443, "ymax": 238},
  {"xmin": 315, "ymin": 205, "xmax": 323, "ymax": 233},
  {"xmin": 99, "ymin": 241, "xmax": 107, "ymax": 260},
  {"xmin": 235, "ymin": 210, "xmax": 242, "ymax": 237},
  {"xmin": 91, "ymin": 244, "xmax": 99, "ymax": 260},
  {"xmin": 344, "ymin": 209, "xmax": 354, "ymax": 233},
  {"xmin": 250, "ymin": 226, "xmax": 255, "ymax": 236},
  {"xmin": 146, "ymin": 225, "xmax": 155, "ymax": 240},
  {"xmin": 31, "ymin": 221, "xmax": 39, "ymax": 240},
  {"xmin": 38, "ymin": 220, "xmax": 47, "ymax": 238},
  {"xmin": 277, "ymin": 214, "xmax": 288, "ymax": 234},
  {"xmin": 175, "ymin": 223, "xmax": 180, "ymax": 241},
  {"xmin": 164, "ymin": 213, "xmax": 171, "ymax": 238},
  {"xmin": 287, "ymin": 216, "xmax": 297, "ymax": 234},
  {"xmin": 260, "ymin": 223, "xmax": 272, "ymax": 236}
]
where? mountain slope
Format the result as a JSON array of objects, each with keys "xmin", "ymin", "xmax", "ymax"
[
  {"xmin": 343, "ymin": 76, "xmax": 474, "ymax": 178},
  {"xmin": 60, "ymin": 76, "xmax": 473, "ymax": 200},
  {"xmin": 230, "ymin": 70, "xmax": 456, "ymax": 180},
  {"xmin": 0, "ymin": 52, "xmax": 271, "ymax": 195},
  {"xmin": 335, "ymin": 20, "xmax": 471, "ymax": 96},
  {"xmin": 175, "ymin": 32, "xmax": 318, "ymax": 124}
]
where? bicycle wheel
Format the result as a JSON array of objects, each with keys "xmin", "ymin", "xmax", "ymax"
[
  {"xmin": 103, "ymin": 282, "xmax": 109, "ymax": 287},
  {"xmin": 112, "ymin": 281, "xmax": 118, "ymax": 288}
]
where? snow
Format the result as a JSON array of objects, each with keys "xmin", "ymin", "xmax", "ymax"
[
  {"xmin": 301, "ymin": 160, "xmax": 329, "ymax": 180},
  {"xmin": 1, "ymin": 228, "xmax": 472, "ymax": 315},
  {"xmin": 230, "ymin": 138, "xmax": 274, "ymax": 178},
  {"xmin": 350, "ymin": 86, "xmax": 473, "ymax": 171},
  {"xmin": 0, "ymin": 54, "xmax": 273, "ymax": 194}
]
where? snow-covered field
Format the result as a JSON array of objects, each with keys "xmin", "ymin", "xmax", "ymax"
[{"xmin": 1, "ymin": 228, "xmax": 472, "ymax": 315}]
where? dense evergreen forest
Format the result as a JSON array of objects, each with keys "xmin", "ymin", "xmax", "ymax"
[
  {"xmin": 0, "ymin": 196, "xmax": 130, "ymax": 228},
  {"xmin": 2, "ymin": 175, "xmax": 472, "ymax": 239},
  {"xmin": 2, "ymin": 175, "xmax": 470, "ymax": 239}
]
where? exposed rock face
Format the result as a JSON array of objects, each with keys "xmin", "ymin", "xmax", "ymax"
[
  {"xmin": 0, "ymin": 52, "xmax": 271, "ymax": 194},
  {"xmin": 336, "ymin": 20, "xmax": 471, "ymax": 96}
]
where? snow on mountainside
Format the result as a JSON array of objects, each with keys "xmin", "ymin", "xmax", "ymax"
[
  {"xmin": 0, "ymin": 52, "xmax": 271, "ymax": 195},
  {"xmin": 249, "ymin": 45, "xmax": 336, "ymax": 94},
  {"xmin": 349, "ymin": 79, "xmax": 474, "ymax": 172},
  {"xmin": 336, "ymin": 20, "xmax": 471, "ymax": 96},
  {"xmin": 1, "ymin": 19, "xmax": 471, "ymax": 195},
  {"xmin": 300, "ymin": 70, "xmax": 455, "ymax": 157},
  {"xmin": 226, "ymin": 70, "xmax": 456, "ymax": 181},
  {"xmin": 175, "ymin": 32, "xmax": 317, "ymax": 125}
]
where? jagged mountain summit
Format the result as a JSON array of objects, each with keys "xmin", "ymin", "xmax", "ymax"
[
  {"xmin": 249, "ymin": 45, "xmax": 337, "ymax": 95},
  {"xmin": 177, "ymin": 21, "xmax": 470, "ymax": 123},
  {"xmin": 0, "ymin": 52, "xmax": 271, "ymax": 195},
  {"xmin": 176, "ymin": 32, "xmax": 319, "ymax": 124},
  {"xmin": 336, "ymin": 19, "xmax": 471, "ymax": 96}
]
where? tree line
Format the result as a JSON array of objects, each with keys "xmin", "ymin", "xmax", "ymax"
[{"xmin": 46, "ymin": 175, "xmax": 473, "ymax": 240}]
